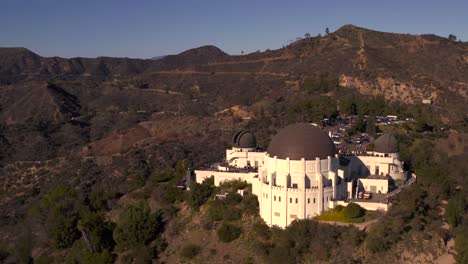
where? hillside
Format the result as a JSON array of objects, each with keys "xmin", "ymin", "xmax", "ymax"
[{"xmin": 0, "ymin": 25, "xmax": 467, "ymax": 263}]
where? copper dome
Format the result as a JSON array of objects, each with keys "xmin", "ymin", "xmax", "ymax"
[{"xmin": 267, "ymin": 123, "xmax": 337, "ymax": 160}]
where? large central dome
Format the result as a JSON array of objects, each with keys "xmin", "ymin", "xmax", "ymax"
[{"xmin": 267, "ymin": 123, "xmax": 337, "ymax": 160}]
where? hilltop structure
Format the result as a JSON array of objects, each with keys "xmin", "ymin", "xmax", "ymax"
[{"xmin": 195, "ymin": 123, "xmax": 408, "ymax": 228}]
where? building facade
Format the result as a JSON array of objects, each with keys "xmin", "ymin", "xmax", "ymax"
[{"xmin": 194, "ymin": 123, "xmax": 407, "ymax": 228}]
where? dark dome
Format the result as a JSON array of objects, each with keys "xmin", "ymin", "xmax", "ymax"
[
  {"xmin": 231, "ymin": 130, "xmax": 256, "ymax": 148},
  {"xmin": 374, "ymin": 133, "xmax": 399, "ymax": 153},
  {"xmin": 267, "ymin": 123, "xmax": 337, "ymax": 160}
]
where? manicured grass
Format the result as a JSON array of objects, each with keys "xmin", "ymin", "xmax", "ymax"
[{"xmin": 314, "ymin": 209, "xmax": 364, "ymax": 223}]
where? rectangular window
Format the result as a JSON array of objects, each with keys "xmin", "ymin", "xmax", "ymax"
[
  {"xmin": 307, "ymin": 198, "xmax": 310, "ymax": 204},
  {"xmin": 290, "ymin": 198, "xmax": 292, "ymax": 203},
  {"xmin": 279, "ymin": 196, "xmax": 281, "ymax": 202},
  {"xmin": 274, "ymin": 212, "xmax": 280, "ymax": 217},
  {"xmin": 313, "ymin": 198, "xmax": 316, "ymax": 203},
  {"xmin": 326, "ymin": 197, "xmax": 328, "ymax": 202},
  {"xmin": 274, "ymin": 196, "xmax": 276, "ymax": 201},
  {"xmin": 295, "ymin": 198, "xmax": 298, "ymax": 204},
  {"xmin": 266, "ymin": 194, "xmax": 268, "ymax": 199}
]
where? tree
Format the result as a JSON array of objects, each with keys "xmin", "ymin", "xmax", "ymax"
[
  {"xmin": 343, "ymin": 203, "xmax": 364, "ymax": 218},
  {"xmin": 180, "ymin": 243, "xmax": 201, "ymax": 259},
  {"xmin": 113, "ymin": 203, "xmax": 163, "ymax": 249},
  {"xmin": 456, "ymin": 231, "xmax": 468, "ymax": 264},
  {"xmin": 78, "ymin": 210, "xmax": 115, "ymax": 252},
  {"xmin": 304, "ymin": 33, "xmax": 311, "ymax": 38},
  {"xmin": 445, "ymin": 200, "xmax": 461, "ymax": 227},
  {"xmin": 36, "ymin": 185, "xmax": 81, "ymax": 248},
  {"xmin": 325, "ymin": 27, "xmax": 330, "ymax": 35},
  {"xmin": 189, "ymin": 177, "xmax": 214, "ymax": 208},
  {"xmin": 217, "ymin": 222, "xmax": 242, "ymax": 242},
  {"xmin": 448, "ymin": 34, "xmax": 457, "ymax": 41}
]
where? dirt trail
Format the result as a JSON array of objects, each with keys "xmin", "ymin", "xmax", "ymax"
[
  {"xmin": 207, "ymin": 53, "xmax": 295, "ymax": 66},
  {"xmin": 147, "ymin": 70, "xmax": 288, "ymax": 77},
  {"xmin": 357, "ymin": 31, "xmax": 368, "ymax": 69}
]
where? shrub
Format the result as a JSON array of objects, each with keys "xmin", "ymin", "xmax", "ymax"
[
  {"xmin": 113, "ymin": 203, "xmax": 163, "ymax": 249},
  {"xmin": 456, "ymin": 232, "xmax": 468, "ymax": 264},
  {"xmin": 445, "ymin": 198, "xmax": 463, "ymax": 228},
  {"xmin": 36, "ymin": 185, "xmax": 81, "ymax": 248},
  {"xmin": 225, "ymin": 193, "xmax": 243, "ymax": 206},
  {"xmin": 149, "ymin": 168, "xmax": 175, "ymax": 184},
  {"xmin": 335, "ymin": 205, "xmax": 345, "ymax": 212},
  {"xmin": 219, "ymin": 180, "xmax": 248, "ymax": 191},
  {"xmin": 78, "ymin": 210, "xmax": 115, "ymax": 251},
  {"xmin": 180, "ymin": 243, "xmax": 201, "ymax": 259},
  {"xmin": 343, "ymin": 203, "xmax": 364, "ymax": 218},
  {"xmin": 252, "ymin": 221, "xmax": 271, "ymax": 240},
  {"xmin": 217, "ymin": 222, "xmax": 242, "ymax": 242},
  {"xmin": 223, "ymin": 208, "xmax": 242, "ymax": 221},
  {"xmin": 190, "ymin": 177, "xmax": 214, "ymax": 208},
  {"xmin": 241, "ymin": 194, "xmax": 259, "ymax": 216},
  {"xmin": 206, "ymin": 200, "xmax": 225, "ymax": 222},
  {"xmin": 50, "ymin": 214, "xmax": 80, "ymax": 248}
]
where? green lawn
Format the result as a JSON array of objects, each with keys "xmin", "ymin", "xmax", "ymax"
[{"xmin": 314, "ymin": 209, "xmax": 364, "ymax": 223}]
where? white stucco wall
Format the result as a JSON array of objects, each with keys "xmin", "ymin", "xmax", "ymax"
[
  {"xmin": 359, "ymin": 178, "xmax": 389, "ymax": 193},
  {"xmin": 226, "ymin": 149, "xmax": 266, "ymax": 168}
]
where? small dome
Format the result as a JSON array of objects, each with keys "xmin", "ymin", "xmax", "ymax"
[
  {"xmin": 267, "ymin": 123, "xmax": 337, "ymax": 160},
  {"xmin": 231, "ymin": 130, "xmax": 256, "ymax": 148},
  {"xmin": 374, "ymin": 133, "xmax": 399, "ymax": 153}
]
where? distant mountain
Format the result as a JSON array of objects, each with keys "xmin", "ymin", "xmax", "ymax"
[
  {"xmin": 1, "ymin": 25, "xmax": 467, "ymax": 137},
  {"xmin": 151, "ymin": 55, "xmax": 167, "ymax": 60}
]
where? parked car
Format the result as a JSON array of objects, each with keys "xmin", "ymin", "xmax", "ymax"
[{"xmin": 363, "ymin": 192, "xmax": 373, "ymax": 199}]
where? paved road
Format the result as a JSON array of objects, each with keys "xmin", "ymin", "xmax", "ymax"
[{"xmin": 388, "ymin": 173, "xmax": 417, "ymax": 199}]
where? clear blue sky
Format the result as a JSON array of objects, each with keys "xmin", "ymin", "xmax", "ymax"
[{"xmin": 1, "ymin": 0, "xmax": 466, "ymax": 58}]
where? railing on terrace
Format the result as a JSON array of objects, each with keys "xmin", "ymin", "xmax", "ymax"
[{"xmin": 196, "ymin": 164, "xmax": 258, "ymax": 173}]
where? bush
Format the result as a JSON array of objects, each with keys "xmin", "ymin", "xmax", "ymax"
[
  {"xmin": 219, "ymin": 180, "xmax": 248, "ymax": 191},
  {"xmin": 66, "ymin": 240, "xmax": 114, "ymax": 264},
  {"xmin": 50, "ymin": 214, "xmax": 80, "ymax": 249},
  {"xmin": 456, "ymin": 231, "xmax": 468, "ymax": 264},
  {"xmin": 343, "ymin": 203, "xmax": 364, "ymax": 219},
  {"xmin": 225, "ymin": 193, "xmax": 243, "ymax": 206},
  {"xmin": 78, "ymin": 210, "xmax": 115, "ymax": 251},
  {"xmin": 149, "ymin": 168, "xmax": 175, "ymax": 184},
  {"xmin": 113, "ymin": 203, "xmax": 163, "ymax": 249},
  {"xmin": 190, "ymin": 177, "xmax": 214, "ymax": 208},
  {"xmin": 252, "ymin": 221, "xmax": 271, "ymax": 240},
  {"xmin": 241, "ymin": 194, "xmax": 259, "ymax": 216},
  {"xmin": 36, "ymin": 185, "xmax": 81, "ymax": 248},
  {"xmin": 217, "ymin": 222, "xmax": 242, "ymax": 242},
  {"xmin": 335, "ymin": 205, "xmax": 345, "ymax": 212},
  {"xmin": 180, "ymin": 243, "xmax": 201, "ymax": 259},
  {"xmin": 202, "ymin": 200, "xmax": 225, "ymax": 229},
  {"xmin": 223, "ymin": 208, "xmax": 242, "ymax": 221},
  {"xmin": 445, "ymin": 198, "xmax": 463, "ymax": 228}
]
